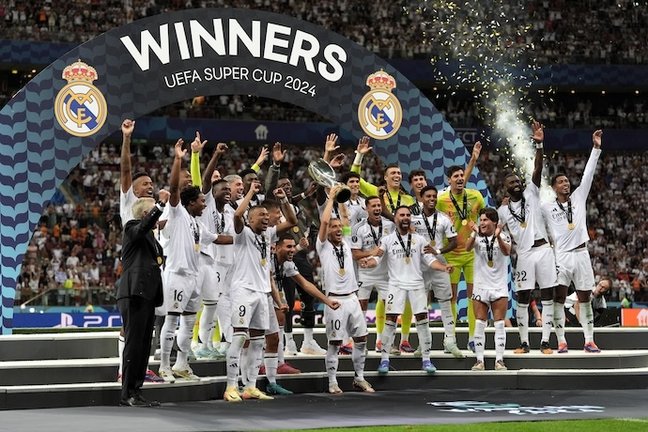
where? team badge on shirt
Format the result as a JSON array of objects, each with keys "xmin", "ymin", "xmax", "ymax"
[
  {"xmin": 54, "ymin": 60, "xmax": 107, "ymax": 137},
  {"xmin": 357, "ymin": 70, "xmax": 402, "ymax": 140}
]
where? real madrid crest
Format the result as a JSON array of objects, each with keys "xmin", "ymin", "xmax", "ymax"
[
  {"xmin": 358, "ymin": 70, "xmax": 402, "ymax": 140},
  {"xmin": 54, "ymin": 60, "xmax": 107, "ymax": 137}
]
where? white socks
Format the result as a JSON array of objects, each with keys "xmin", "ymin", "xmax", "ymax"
[
  {"xmin": 579, "ymin": 300, "xmax": 595, "ymax": 344},
  {"xmin": 516, "ymin": 303, "xmax": 529, "ymax": 345},
  {"xmin": 439, "ymin": 300, "xmax": 456, "ymax": 346},
  {"xmin": 494, "ymin": 320, "xmax": 506, "ymax": 362},
  {"xmin": 474, "ymin": 319, "xmax": 486, "ymax": 362},
  {"xmin": 541, "ymin": 300, "xmax": 554, "ymax": 343},
  {"xmin": 226, "ymin": 332, "xmax": 247, "ymax": 387},
  {"xmin": 351, "ymin": 341, "xmax": 367, "ymax": 381},
  {"xmin": 380, "ymin": 320, "xmax": 397, "ymax": 361},
  {"xmin": 553, "ymin": 302, "xmax": 566, "ymax": 344},
  {"xmin": 198, "ymin": 301, "xmax": 218, "ymax": 350},
  {"xmin": 304, "ymin": 328, "xmax": 314, "ymax": 344},
  {"xmin": 326, "ymin": 343, "xmax": 339, "ymax": 385},
  {"xmin": 264, "ymin": 352, "xmax": 278, "ymax": 384},
  {"xmin": 246, "ymin": 336, "xmax": 264, "ymax": 389},
  {"xmin": 160, "ymin": 315, "xmax": 179, "ymax": 369},
  {"xmin": 415, "ymin": 319, "xmax": 431, "ymax": 359}
]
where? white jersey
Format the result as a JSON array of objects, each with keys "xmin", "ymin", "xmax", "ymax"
[
  {"xmin": 272, "ymin": 257, "xmax": 300, "ymax": 280},
  {"xmin": 347, "ymin": 197, "xmax": 367, "ymax": 226},
  {"xmin": 164, "ymin": 204, "xmax": 217, "ymax": 275},
  {"xmin": 351, "ymin": 218, "xmax": 394, "ymax": 284},
  {"xmin": 542, "ymin": 148, "xmax": 601, "ymax": 253},
  {"xmin": 411, "ymin": 210, "xmax": 457, "ymax": 247},
  {"xmin": 229, "ymin": 226, "xmax": 277, "ymax": 293},
  {"xmin": 196, "ymin": 193, "xmax": 234, "ymax": 262},
  {"xmin": 214, "ymin": 205, "xmax": 235, "ymax": 266},
  {"xmin": 498, "ymin": 182, "xmax": 548, "ymax": 254},
  {"xmin": 378, "ymin": 231, "xmax": 436, "ymax": 290},
  {"xmin": 155, "ymin": 204, "xmax": 171, "ymax": 254},
  {"xmin": 473, "ymin": 233, "xmax": 511, "ymax": 289},
  {"xmin": 119, "ymin": 187, "xmax": 137, "ymax": 225},
  {"xmin": 316, "ymin": 238, "xmax": 357, "ymax": 295}
]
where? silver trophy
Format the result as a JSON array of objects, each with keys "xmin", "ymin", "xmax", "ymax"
[{"xmin": 307, "ymin": 158, "xmax": 351, "ymax": 203}]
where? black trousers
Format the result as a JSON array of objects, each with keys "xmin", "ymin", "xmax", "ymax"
[
  {"xmin": 118, "ymin": 296, "xmax": 156, "ymax": 400},
  {"xmin": 284, "ymin": 250, "xmax": 318, "ymax": 331}
]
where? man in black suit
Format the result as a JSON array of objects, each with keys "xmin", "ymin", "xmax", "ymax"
[{"xmin": 117, "ymin": 190, "xmax": 169, "ymax": 407}]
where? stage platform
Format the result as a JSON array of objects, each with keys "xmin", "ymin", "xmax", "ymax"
[{"xmin": 1, "ymin": 327, "xmax": 647, "ymax": 410}]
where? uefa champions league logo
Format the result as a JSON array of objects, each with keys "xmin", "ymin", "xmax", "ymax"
[{"xmin": 54, "ymin": 60, "xmax": 107, "ymax": 137}]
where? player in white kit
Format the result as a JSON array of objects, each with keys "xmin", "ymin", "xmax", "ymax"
[
  {"xmin": 158, "ymin": 140, "xmax": 231, "ymax": 383},
  {"xmin": 498, "ymin": 120, "xmax": 558, "ymax": 355},
  {"xmin": 411, "ymin": 185, "xmax": 463, "ymax": 358},
  {"xmin": 541, "ymin": 130, "xmax": 604, "ymax": 353},
  {"xmin": 465, "ymin": 208, "xmax": 512, "ymax": 371},
  {"xmin": 317, "ymin": 185, "xmax": 374, "ymax": 394},
  {"xmin": 350, "ymin": 196, "xmax": 394, "ymax": 352},
  {"xmin": 223, "ymin": 180, "xmax": 297, "ymax": 402},
  {"xmin": 361, "ymin": 206, "xmax": 452, "ymax": 375}
]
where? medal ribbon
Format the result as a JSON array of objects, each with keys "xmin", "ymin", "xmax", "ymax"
[
  {"xmin": 555, "ymin": 198, "xmax": 573, "ymax": 226},
  {"xmin": 450, "ymin": 192, "xmax": 468, "ymax": 222},
  {"xmin": 396, "ymin": 232, "xmax": 412, "ymax": 259},
  {"xmin": 254, "ymin": 234, "xmax": 267, "ymax": 261},
  {"xmin": 422, "ymin": 211, "xmax": 438, "ymax": 242},
  {"xmin": 369, "ymin": 221, "xmax": 383, "ymax": 247},
  {"xmin": 273, "ymin": 253, "xmax": 284, "ymax": 291},
  {"xmin": 191, "ymin": 220, "xmax": 200, "ymax": 248},
  {"xmin": 332, "ymin": 243, "xmax": 345, "ymax": 270},
  {"xmin": 386, "ymin": 191, "xmax": 401, "ymax": 213},
  {"xmin": 213, "ymin": 210, "xmax": 225, "ymax": 234},
  {"xmin": 508, "ymin": 197, "xmax": 526, "ymax": 225},
  {"xmin": 485, "ymin": 235, "xmax": 496, "ymax": 264}
]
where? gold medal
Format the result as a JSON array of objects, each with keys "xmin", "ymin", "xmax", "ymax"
[
  {"xmin": 520, "ymin": 222, "xmax": 527, "ymax": 228},
  {"xmin": 568, "ymin": 223, "xmax": 575, "ymax": 230},
  {"xmin": 261, "ymin": 258, "xmax": 267, "ymax": 266},
  {"xmin": 157, "ymin": 256, "xmax": 163, "ymax": 266},
  {"xmin": 461, "ymin": 219, "xmax": 468, "ymax": 226},
  {"xmin": 487, "ymin": 260, "xmax": 494, "ymax": 267},
  {"xmin": 430, "ymin": 240, "xmax": 436, "ymax": 247},
  {"xmin": 194, "ymin": 243, "xmax": 200, "ymax": 252},
  {"xmin": 339, "ymin": 268, "xmax": 346, "ymax": 276},
  {"xmin": 292, "ymin": 226, "xmax": 300, "ymax": 233},
  {"xmin": 405, "ymin": 256, "xmax": 411, "ymax": 264}
]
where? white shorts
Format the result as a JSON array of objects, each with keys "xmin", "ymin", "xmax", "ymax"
[
  {"xmin": 513, "ymin": 244, "xmax": 558, "ymax": 291},
  {"xmin": 163, "ymin": 270, "xmax": 201, "ymax": 314},
  {"xmin": 423, "ymin": 269, "xmax": 452, "ymax": 301},
  {"xmin": 265, "ymin": 295, "xmax": 280, "ymax": 335},
  {"xmin": 230, "ymin": 287, "xmax": 270, "ymax": 330},
  {"xmin": 324, "ymin": 294, "xmax": 367, "ymax": 342},
  {"xmin": 217, "ymin": 262, "xmax": 233, "ymax": 294},
  {"xmin": 471, "ymin": 284, "xmax": 509, "ymax": 306},
  {"xmin": 385, "ymin": 286, "xmax": 428, "ymax": 315},
  {"xmin": 197, "ymin": 254, "xmax": 221, "ymax": 302},
  {"xmin": 357, "ymin": 279, "xmax": 389, "ymax": 301},
  {"xmin": 556, "ymin": 248, "xmax": 595, "ymax": 291}
]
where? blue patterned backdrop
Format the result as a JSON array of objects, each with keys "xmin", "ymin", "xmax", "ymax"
[{"xmin": 0, "ymin": 8, "xmax": 491, "ymax": 334}]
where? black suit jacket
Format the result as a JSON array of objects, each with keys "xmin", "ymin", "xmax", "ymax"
[{"xmin": 117, "ymin": 205, "xmax": 164, "ymax": 306}]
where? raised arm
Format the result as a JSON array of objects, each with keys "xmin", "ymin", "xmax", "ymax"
[
  {"xmin": 318, "ymin": 184, "xmax": 342, "ymax": 242},
  {"xmin": 201, "ymin": 142, "xmax": 228, "ymax": 194},
  {"xmin": 350, "ymin": 136, "xmax": 379, "ymax": 197},
  {"xmin": 120, "ymin": 119, "xmax": 135, "ymax": 193},
  {"xmin": 265, "ymin": 142, "xmax": 285, "ymax": 195},
  {"xmin": 274, "ymin": 187, "xmax": 298, "ymax": 233},
  {"xmin": 578, "ymin": 130, "xmax": 603, "ymax": 199},
  {"xmin": 234, "ymin": 180, "xmax": 261, "ymax": 233},
  {"xmin": 463, "ymin": 141, "xmax": 482, "ymax": 184},
  {"xmin": 169, "ymin": 139, "xmax": 186, "ymax": 207},
  {"xmin": 323, "ymin": 133, "xmax": 340, "ymax": 163},
  {"xmin": 251, "ymin": 145, "xmax": 269, "ymax": 174},
  {"xmin": 531, "ymin": 120, "xmax": 544, "ymax": 188},
  {"xmin": 190, "ymin": 131, "xmax": 207, "ymax": 189}
]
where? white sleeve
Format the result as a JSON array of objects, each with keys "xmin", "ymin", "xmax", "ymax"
[{"xmin": 574, "ymin": 147, "xmax": 601, "ymax": 201}]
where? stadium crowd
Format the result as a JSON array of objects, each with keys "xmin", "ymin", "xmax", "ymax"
[{"xmin": 2, "ymin": 0, "xmax": 648, "ymax": 65}]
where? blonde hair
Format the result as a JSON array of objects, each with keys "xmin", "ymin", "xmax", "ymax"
[{"xmin": 132, "ymin": 197, "xmax": 156, "ymax": 220}]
